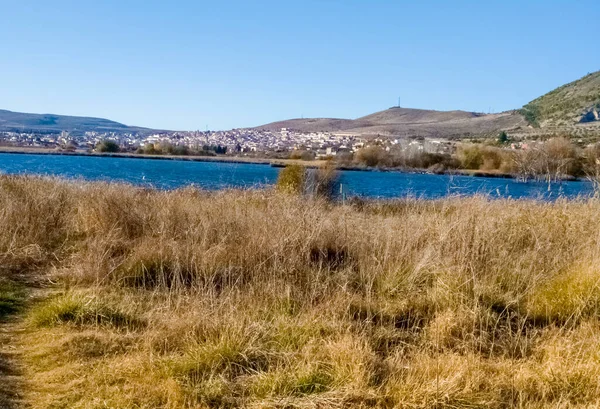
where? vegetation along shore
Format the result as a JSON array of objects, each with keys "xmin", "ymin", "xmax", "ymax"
[
  {"xmin": 2, "ymin": 134, "xmax": 599, "ymax": 182},
  {"xmin": 2, "ymin": 174, "xmax": 600, "ymax": 408}
]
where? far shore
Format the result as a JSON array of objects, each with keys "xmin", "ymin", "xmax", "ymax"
[{"xmin": 0, "ymin": 146, "xmax": 582, "ymax": 182}]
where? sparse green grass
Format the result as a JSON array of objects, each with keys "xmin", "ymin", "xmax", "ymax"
[
  {"xmin": 30, "ymin": 292, "xmax": 145, "ymax": 330},
  {"xmin": 4, "ymin": 175, "xmax": 600, "ymax": 407},
  {"xmin": 0, "ymin": 278, "xmax": 25, "ymax": 320},
  {"xmin": 522, "ymin": 70, "xmax": 600, "ymax": 126}
]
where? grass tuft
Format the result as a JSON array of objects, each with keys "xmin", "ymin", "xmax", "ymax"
[{"xmin": 30, "ymin": 293, "xmax": 144, "ymax": 330}]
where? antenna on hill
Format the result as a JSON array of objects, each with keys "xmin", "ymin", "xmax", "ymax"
[{"xmin": 398, "ymin": 97, "xmax": 401, "ymax": 108}]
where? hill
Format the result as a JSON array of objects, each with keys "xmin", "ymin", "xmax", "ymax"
[
  {"xmin": 520, "ymin": 71, "xmax": 600, "ymax": 127},
  {"xmin": 0, "ymin": 109, "xmax": 159, "ymax": 135},
  {"xmin": 256, "ymin": 70, "xmax": 600, "ymax": 139},
  {"xmin": 256, "ymin": 107, "xmax": 526, "ymax": 139}
]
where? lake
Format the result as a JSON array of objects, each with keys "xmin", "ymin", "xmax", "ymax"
[{"xmin": 0, "ymin": 152, "xmax": 595, "ymax": 200}]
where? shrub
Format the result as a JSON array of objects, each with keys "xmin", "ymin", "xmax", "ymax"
[
  {"xmin": 457, "ymin": 145, "xmax": 484, "ymax": 169},
  {"xmin": 276, "ymin": 164, "xmax": 305, "ymax": 194},
  {"xmin": 355, "ymin": 146, "xmax": 387, "ymax": 167},
  {"xmin": 498, "ymin": 131, "xmax": 509, "ymax": 145},
  {"xmin": 582, "ymin": 143, "xmax": 600, "ymax": 178},
  {"xmin": 456, "ymin": 144, "xmax": 511, "ymax": 171},
  {"xmin": 276, "ymin": 164, "xmax": 338, "ymax": 199},
  {"xmin": 514, "ymin": 137, "xmax": 583, "ymax": 179},
  {"xmin": 95, "ymin": 140, "xmax": 120, "ymax": 153},
  {"xmin": 520, "ymin": 104, "xmax": 541, "ymax": 127},
  {"xmin": 289, "ymin": 150, "xmax": 315, "ymax": 161},
  {"xmin": 307, "ymin": 164, "xmax": 339, "ymax": 199}
]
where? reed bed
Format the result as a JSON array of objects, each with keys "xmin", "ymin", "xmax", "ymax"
[{"xmin": 1, "ymin": 175, "xmax": 600, "ymax": 408}]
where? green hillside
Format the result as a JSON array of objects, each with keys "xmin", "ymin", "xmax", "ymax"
[
  {"xmin": 520, "ymin": 70, "xmax": 600, "ymax": 127},
  {"xmin": 0, "ymin": 109, "xmax": 159, "ymax": 135}
]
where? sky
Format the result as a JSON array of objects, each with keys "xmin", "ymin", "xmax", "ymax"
[{"xmin": 1, "ymin": 1, "xmax": 598, "ymax": 131}]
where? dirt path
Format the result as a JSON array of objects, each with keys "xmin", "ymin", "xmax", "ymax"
[
  {"xmin": 0, "ymin": 272, "xmax": 51, "ymax": 409},
  {"xmin": 0, "ymin": 318, "xmax": 28, "ymax": 409}
]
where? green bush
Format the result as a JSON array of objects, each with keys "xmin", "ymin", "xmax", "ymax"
[
  {"xmin": 277, "ymin": 164, "xmax": 338, "ymax": 199},
  {"xmin": 276, "ymin": 164, "xmax": 305, "ymax": 194},
  {"xmin": 498, "ymin": 131, "xmax": 509, "ymax": 145},
  {"xmin": 95, "ymin": 140, "xmax": 120, "ymax": 153},
  {"xmin": 457, "ymin": 145, "xmax": 484, "ymax": 169},
  {"xmin": 457, "ymin": 144, "xmax": 509, "ymax": 171},
  {"xmin": 519, "ymin": 104, "xmax": 541, "ymax": 127}
]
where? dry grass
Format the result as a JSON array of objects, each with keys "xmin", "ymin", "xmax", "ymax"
[{"xmin": 2, "ymin": 174, "xmax": 600, "ymax": 408}]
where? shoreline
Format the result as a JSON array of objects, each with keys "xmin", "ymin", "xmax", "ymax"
[{"xmin": 0, "ymin": 146, "xmax": 582, "ymax": 182}]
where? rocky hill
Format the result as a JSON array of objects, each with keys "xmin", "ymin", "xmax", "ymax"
[{"xmin": 520, "ymin": 71, "xmax": 600, "ymax": 127}]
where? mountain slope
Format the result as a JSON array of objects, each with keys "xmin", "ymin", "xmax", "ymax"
[
  {"xmin": 520, "ymin": 70, "xmax": 600, "ymax": 127},
  {"xmin": 0, "ymin": 109, "xmax": 158, "ymax": 135},
  {"xmin": 256, "ymin": 107, "xmax": 526, "ymax": 138},
  {"xmin": 254, "ymin": 117, "xmax": 356, "ymax": 133}
]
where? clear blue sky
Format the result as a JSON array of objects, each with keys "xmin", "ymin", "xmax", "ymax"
[{"xmin": 1, "ymin": 1, "xmax": 598, "ymax": 131}]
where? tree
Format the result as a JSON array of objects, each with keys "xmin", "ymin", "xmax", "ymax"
[{"xmin": 498, "ymin": 131, "xmax": 509, "ymax": 145}]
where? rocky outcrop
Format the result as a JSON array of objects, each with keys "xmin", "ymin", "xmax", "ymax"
[{"xmin": 580, "ymin": 108, "xmax": 599, "ymax": 123}]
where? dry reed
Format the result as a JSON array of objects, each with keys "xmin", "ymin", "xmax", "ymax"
[{"xmin": 1, "ymin": 174, "xmax": 599, "ymax": 408}]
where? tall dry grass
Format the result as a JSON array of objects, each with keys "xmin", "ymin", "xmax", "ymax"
[{"xmin": 2, "ymin": 175, "xmax": 600, "ymax": 408}]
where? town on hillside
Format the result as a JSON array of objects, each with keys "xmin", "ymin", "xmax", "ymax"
[{"xmin": 0, "ymin": 127, "xmax": 458, "ymax": 158}]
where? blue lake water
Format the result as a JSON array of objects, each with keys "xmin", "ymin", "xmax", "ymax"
[{"xmin": 0, "ymin": 152, "xmax": 595, "ymax": 200}]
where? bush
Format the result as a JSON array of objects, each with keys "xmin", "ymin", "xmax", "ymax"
[
  {"xmin": 289, "ymin": 150, "xmax": 315, "ymax": 161},
  {"xmin": 308, "ymin": 163, "xmax": 338, "ymax": 199},
  {"xmin": 355, "ymin": 146, "xmax": 387, "ymax": 167},
  {"xmin": 95, "ymin": 140, "xmax": 120, "ymax": 153},
  {"xmin": 277, "ymin": 164, "xmax": 338, "ymax": 199},
  {"xmin": 456, "ymin": 144, "xmax": 510, "ymax": 171},
  {"xmin": 276, "ymin": 164, "xmax": 305, "ymax": 194},
  {"xmin": 520, "ymin": 104, "xmax": 540, "ymax": 127},
  {"xmin": 583, "ymin": 143, "xmax": 600, "ymax": 178},
  {"xmin": 457, "ymin": 145, "xmax": 484, "ymax": 169},
  {"xmin": 514, "ymin": 137, "xmax": 583, "ymax": 179},
  {"xmin": 498, "ymin": 131, "xmax": 509, "ymax": 145},
  {"xmin": 137, "ymin": 144, "xmax": 159, "ymax": 155}
]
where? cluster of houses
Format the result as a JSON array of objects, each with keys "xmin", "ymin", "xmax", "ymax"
[{"xmin": 0, "ymin": 126, "xmax": 457, "ymax": 158}]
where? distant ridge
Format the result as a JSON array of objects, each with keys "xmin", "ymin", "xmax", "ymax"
[
  {"xmin": 0, "ymin": 109, "xmax": 160, "ymax": 135},
  {"xmin": 256, "ymin": 70, "xmax": 600, "ymax": 138},
  {"xmin": 255, "ymin": 107, "xmax": 526, "ymax": 139},
  {"xmin": 3, "ymin": 70, "xmax": 598, "ymax": 139}
]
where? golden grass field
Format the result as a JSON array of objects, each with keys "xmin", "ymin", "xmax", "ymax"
[{"xmin": 2, "ymin": 175, "xmax": 600, "ymax": 408}]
